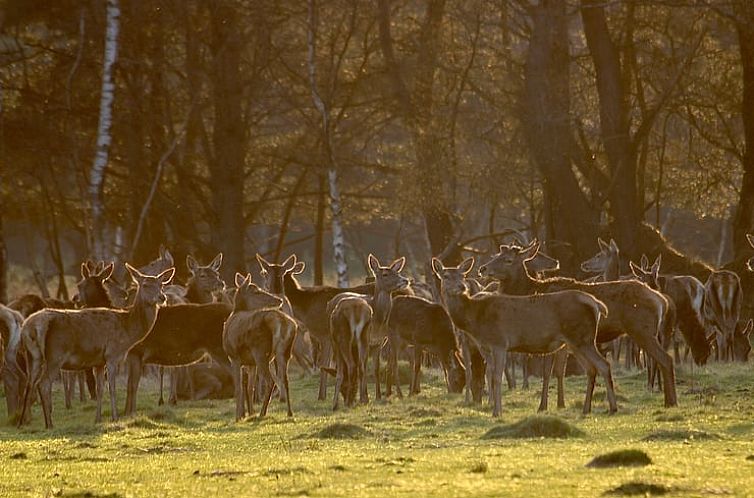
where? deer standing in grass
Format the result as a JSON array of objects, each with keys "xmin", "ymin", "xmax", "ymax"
[
  {"xmin": 328, "ymin": 294, "xmax": 372, "ymax": 410},
  {"xmin": 433, "ymin": 257, "xmax": 616, "ymax": 417},
  {"xmin": 479, "ymin": 241, "xmax": 676, "ymax": 409},
  {"xmin": 223, "ymin": 273, "xmax": 296, "ymax": 420},
  {"xmin": 703, "ymin": 269, "xmax": 743, "ymax": 362},
  {"xmin": 18, "ymin": 264, "xmax": 174, "ymax": 428},
  {"xmin": 1, "ymin": 304, "xmax": 24, "ymax": 418}
]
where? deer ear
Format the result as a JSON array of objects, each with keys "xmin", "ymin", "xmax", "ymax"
[
  {"xmin": 651, "ymin": 256, "xmax": 661, "ymax": 275},
  {"xmin": 431, "ymin": 258, "xmax": 444, "ymax": 278},
  {"xmin": 163, "ymin": 248, "xmax": 174, "ymax": 266},
  {"xmin": 454, "ymin": 350, "xmax": 466, "ymax": 371},
  {"xmin": 609, "ymin": 239, "xmax": 619, "ymax": 252},
  {"xmin": 234, "ymin": 272, "xmax": 246, "ymax": 288},
  {"xmin": 743, "ymin": 319, "xmax": 753, "ymax": 338},
  {"xmin": 459, "ymin": 257, "xmax": 475, "ymax": 276},
  {"xmin": 99, "ymin": 262, "xmax": 114, "ymax": 281},
  {"xmin": 368, "ymin": 254, "xmax": 381, "ymax": 275},
  {"xmin": 209, "ymin": 253, "xmax": 223, "ymax": 272},
  {"xmin": 291, "ymin": 261, "xmax": 306, "ymax": 274},
  {"xmin": 125, "ymin": 262, "xmax": 144, "ymax": 283},
  {"xmin": 186, "ymin": 255, "xmax": 198, "ymax": 273},
  {"xmin": 521, "ymin": 241, "xmax": 540, "ymax": 261},
  {"xmin": 390, "ymin": 257, "xmax": 406, "ymax": 273},
  {"xmin": 748, "ymin": 233, "xmax": 754, "ymax": 249},
  {"xmin": 598, "ymin": 237, "xmax": 608, "ymax": 251},
  {"xmin": 256, "ymin": 253, "xmax": 271, "ymax": 271},
  {"xmin": 629, "ymin": 261, "xmax": 642, "ymax": 277},
  {"xmin": 281, "ymin": 254, "xmax": 297, "ymax": 272},
  {"xmin": 81, "ymin": 262, "xmax": 91, "ymax": 279},
  {"xmin": 157, "ymin": 267, "xmax": 175, "ymax": 285},
  {"xmin": 640, "ymin": 254, "xmax": 649, "ymax": 269}
]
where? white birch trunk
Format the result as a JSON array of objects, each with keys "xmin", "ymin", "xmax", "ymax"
[
  {"xmin": 307, "ymin": 0, "xmax": 349, "ymax": 288},
  {"xmin": 89, "ymin": 0, "xmax": 121, "ymax": 259}
]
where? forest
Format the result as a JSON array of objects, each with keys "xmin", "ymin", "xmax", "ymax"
[{"xmin": 1, "ymin": 0, "xmax": 753, "ymax": 298}]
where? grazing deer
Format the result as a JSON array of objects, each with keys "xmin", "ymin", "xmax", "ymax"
[
  {"xmin": 223, "ymin": 274, "xmax": 296, "ymax": 420},
  {"xmin": 630, "ymin": 254, "xmax": 714, "ymax": 366},
  {"xmin": 433, "ymin": 258, "xmax": 616, "ymax": 417},
  {"xmin": 1, "ymin": 304, "xmax": 24, "ymax": 418},
  {"xmin": 479, "ymin": 241, "xmax": 677, "ymax": 409},
  {"xmin": 327, "ymin": 294, "xmax": 372, "ymax": 410},
  {"xmin": 703, "ymin": 269, "xmax": 743, "ymax": 362},
  {"xmin": 19, "ymin": 264, "xmax": 174, "ymax": 428}
]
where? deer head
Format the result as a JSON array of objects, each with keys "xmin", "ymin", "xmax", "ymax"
[
  {"xmin": 581, "ymin": 238, "xmax": 620, "ymax": 278},
  {"xmin": 367, "ymin": 254, "xmax": 410, "ymax": 294},
  {"xmin": 629, "ymin": 254, "xmax": 661, "ymax": 290},
  {"xmin": 431, "ymin": 257, "xmax": 475, "ymax": 296},
  {"xmin": 747, "ymin": 234, "xmax": 754, "ymax": 271},
  {"xmin": 139, "ymin": 245, "xmax": 175, "ymax": 277},
  {"xmin": 186, "ymin": 253, "xmax": 225, "ymax": 299},
  {"xmin": 256, "ymin": 254, "xmax": 298, "ymax": 294},
  {"xmin": 126, "ymin": 263, "xmax": 174, "ymax": 307},
  {"xmin": 478, "ymin": 240, "xmax": 539, "ymax": 284},
  {"xmin": 733, "ymin": 319, "xmax": 753, "ymax": 362},
  {"xmin": 76, "ymin": 261, "xmax": 115, "ymax": 308},
  {"xmin": 233, "ymin": 273, "xmax": 284, "ymax": 311}
]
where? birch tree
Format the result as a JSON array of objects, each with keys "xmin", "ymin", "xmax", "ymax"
[
  {"xmin": 307, "ymin": 0, "xmax": 349, "ymax": 288},
  {"xmin": 89, "ymin": 0, "xmax": 120, "ymax": 260}
]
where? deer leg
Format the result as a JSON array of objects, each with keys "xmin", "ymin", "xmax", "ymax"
[
  {"xmin": 94, "ymin": 365, "xmax": 105, "ymax": 424},
  {"xmin": 18, "ymin": 357, "xmax": 40, "ymax": 428},
  {"xmin": 107, "ymin": 362, "xmax": 119, "ymax": 421},
  {"xmin": 537, "ymin": 354, "xmax": 555, "ymax": 413},
  {"xmin": 388, "ymin": 335, "xmax": 403, "ymax": 398},
  {"xmin": 78, "ymin": 371, "xmax": 87, "ymax": 403},
  {"xmin": 638, "ymin": 336, "xmax": 677, "ymax": 407},
  {"xmin": 317, "ymin": 339, "xmax": 331, "ymax": 401},
  {"xmin": 410, "ymin": 348, "xmax": 422, "ymax": 396},
  {"xmin": 357, "ymin": 334, "xmax": 369, "ymax": 405},
  {"xmin": 168, "ymin": 369, "xmax": 178, "ymax": 405},
  {"xmin": 459, "ymin": 335, "xmax": 473, "ymax": 404},
  {"xmin": 580, "ymin": 345, "xmax": 617, "ymax": 414},
  {"xmin": 230, "ymin": 360, "xmax": 244, "ymax": 421},
  {"xmin": 522, "ymin": 354, "xmax": 530, "ymax": 390},
  {"xmin": 39, "ymin": 374, "xmax": 54, "ymax": 429},
  {"xmin": 158, "ymin": 367, "xmax": 165, "ymax": 406},
  {"xmin": 274, "ymin": 341, "xmax": 293, "ymax": 415},
  {"xmin": 63, "ymin": 371, "xmax": 73, "ymax": 410},
  {"xmin": 504, "ymin": 354, "xmax": 515, "ymax": 390},
  {"xmin": 258, "ymin": 358, "xmax": 276, "ymax": 417},
  {"xmin": 491, "ymin": 348, "xmax": 507, "ymax": 417},
  {"xmin": 554, "ymin": 350, "xmax": 567, "ymax": 409},
  {"xmin": 124, "ymin": 354, "xmax": 141, "ymax": 416}
]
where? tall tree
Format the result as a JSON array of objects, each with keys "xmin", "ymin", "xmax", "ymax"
[
  {"xmin": 89, "ymin": 0, "xmax": 121, "ymax": 259},
  {"xmin": 208, "ymin": 0, "xmax": 246, "ymax": 282}
]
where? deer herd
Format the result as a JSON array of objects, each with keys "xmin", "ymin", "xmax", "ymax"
[{"xmin": 1, "ymin": 233, "xmax": 754, "ymax": 429}]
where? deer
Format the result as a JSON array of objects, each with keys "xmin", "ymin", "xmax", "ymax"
[
  {"xmin": 703, "ymin": 269, "xmax": 743, "ymax": 362},
  {"xmin": 327, "ymin": 294, "xmax": 372, "ymax": 410},
  {"xmin": 432, "ymin": 257, "xmax": 616, "ymax": 417},
  {"xmin": 479, "ymin": 240, "xmax": 677, "ymax": 409},
  {"xmin": 1, "ymin": 304, "xmax": 24, "ymax": 419},
  {"xmin": 18, "ymin": 264, "xmax": 174, "ymax": 428},
  {"xmin": 223, "ymin": 273, "xmax": 296, "ymax": 420},
  {"xmin": 629, "ymin": 254, "xmax": 715, "ymax": 366}
]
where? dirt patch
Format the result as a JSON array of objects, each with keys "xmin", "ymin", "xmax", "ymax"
[
  {"xmin": 61, "ymin": 492, "xmax": 124, "ymax": 498},
  {"xmin": 314, "ymin": 423, "xmax": 372, "ymax": 440},
  {"xmin": 654, "ymin": 413, "xmax": 684, "ymax": 422},
  {"xmin": 265, "ymin": 466, "xmax": 310, "ymax": 476},
  {"xmin": 642, "ymin": 429, "xmax": 721, "ymax": 442},
  {"xmin": 469, "ymin": 461, "xmax": 488, "ymax": 473},
  {"xmin": 587, "ymin": 449, "xmax": 652, "ymax": 468},
  {"xmin": 409, "ymin": 408, "xmax": 442, "ymax": 418},
  {"xmin": 9, "ymin": 452, "xmax": 27, "ymax": 460},
  {"xmin": 604, "ymin": 481, "xmax": 670, "ymax": 496},
  {"xmin": 482, "ymin": 416, "xmax": 584, "ymax": 439}
]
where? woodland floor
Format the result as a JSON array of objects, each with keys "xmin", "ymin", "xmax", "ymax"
[{"xmin": 1, "ymin": 361, "xmax": 754, "ymax": 497}]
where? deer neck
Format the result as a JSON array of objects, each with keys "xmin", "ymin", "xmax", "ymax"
[
  {"xmin": 443, "ymin": 289, "xmax": 475, "ymax": 333},
  {"xmin": 502, "ymin": 265, "xmax": 540, "ymax": 296},
  {"xmin": 185, "ymin": 279, "xmax": 212, "ymax": 304},
  {"xmin": 603, "ymin": 258, "xmax": 620, "ymax": 281},
  {"xmin": 372, "ymin": 288, "xmax": 393, "ymax": 327},
  {"xmin": 124, "ymin": 295, "xmax": 159, "ymax": 345}
]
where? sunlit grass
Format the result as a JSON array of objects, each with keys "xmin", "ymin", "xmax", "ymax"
[{"xmin": 1, "ymin": 362, "xmax": 753, "ymax": 497}]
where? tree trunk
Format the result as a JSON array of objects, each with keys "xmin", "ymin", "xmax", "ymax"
[
  {"xmin": 733, "ymin": 3, "xmax": 754, "ymax": 259},
  {"xmin": 208, "ymin": 0, "xmax": 246, "ymax": 283},
  {"xmin": 88, "ymin": 0, "xmax": 121, "ymax": 260},
  {"xmin": 523, "ymin": 0, "xmax": 598, "ymax": 272},
  {"xmin": 0, "ymin": 215, "xmax": 7, "ymax": 304},
  {"xmin": 580, "ymin": 0, "xmax": 639, "ymax": 259},
  {"xmin": 314, "ymin": 174, "xmax": 326, "ymax": 285},
  {"xmin": 307, "ymin": 0, "xmax": 349, "ymax": 288}
]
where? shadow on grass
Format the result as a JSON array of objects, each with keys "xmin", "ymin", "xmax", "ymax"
[{"xmin": 481, "ymin": 415, "xmax": 584, "ymax": 439}]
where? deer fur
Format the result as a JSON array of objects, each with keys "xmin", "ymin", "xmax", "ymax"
[
  {"xmin": 433, "ymin": 257, "xmax": 616, "ymax": 417},
  {"xmin": 327, "ymin": 294, "xmax": 372, "ymax": 410},
  {"xmin": 223, "ymin": 273, "xmax": 295, "ymax": 420},
  {"xmin": 1, "ymin": 304, "xmax": 24, "ymax": 419},
  {"xmin": 479, "ymin": 241, "xmax": 677, "ymax": 408},
  {"xmin": 18, "ymin": 264, "xmax": 174, "ymax": 428},
  {"xmin": 703, "ymin": 269, "xmax": 743, "ymax": 361}
]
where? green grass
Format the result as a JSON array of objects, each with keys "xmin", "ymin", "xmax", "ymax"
[{"xmin": 2, "ymin": 363, "xmax": 754, "ymax": 497}]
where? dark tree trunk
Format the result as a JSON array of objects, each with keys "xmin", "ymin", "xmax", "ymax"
[
  {"xmin": 0, "ymin": 215, "xmax": 7, "ymax": 304},
  {"xmin": 733, "ymin": 4, "xmax": 754, "ymax": 259},
  {"xmin": 581, "ymin": 0, "xmax": 639, "ymax": 259},
  {"xmin": 208, "ymin": 1, "xmax": 246, "ymax": 282},
  {"xmin": 523, "ymin": 0, "xmax": 598, "ymax": 272},
  {"xmin": 314, "ymin": 174, "xmax": 326, "ymax": 285}
]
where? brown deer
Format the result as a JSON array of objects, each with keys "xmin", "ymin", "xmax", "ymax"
[
  {"xmin": 703, "ymin": 269, "xmax": 743, "ymax": 361},
  {"xmin": 479, "ymin": 241, "xmax": 677, "ymax": 409},
  {"xmin": 629, "ymin": 254, "xmax": 714, "ymax": 366},
  {"xmin": 327, "ymin": 294, "xmax": 372, "ymax": 410},
  {"xmin": 223, "ymin": 273, "xmax": 296, "ymax": 420},
  {"xmin": 432, "ymin": 257, "xmax": 616, "ymax": 417},
  {"xmin": 18, "ymin": 264, "xmax": 174, "ymax": 428},
  {"xmin": 1, "ymin": 304, "xmax": 24, "ymax": 418}
]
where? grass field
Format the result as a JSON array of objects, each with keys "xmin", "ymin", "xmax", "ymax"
[{"xmin": 1, "ymin": 362, "xmax": 754, "ymax": 497}]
